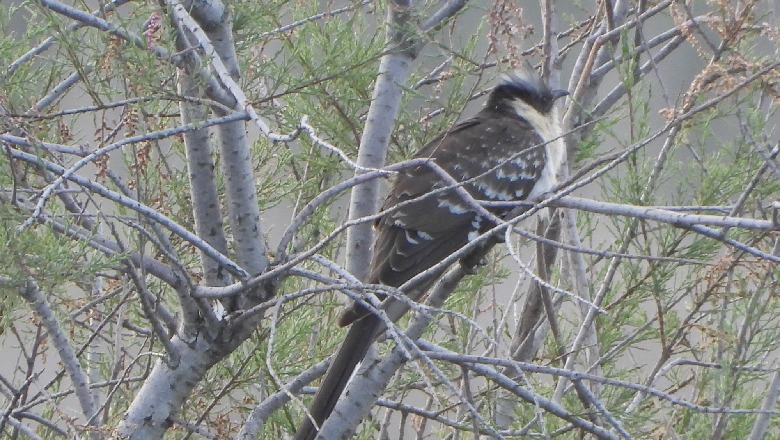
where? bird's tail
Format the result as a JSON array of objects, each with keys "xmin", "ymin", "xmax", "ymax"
[{"xmin": 293, "ymin": 314, "xmax": 382, "ymax": 440}]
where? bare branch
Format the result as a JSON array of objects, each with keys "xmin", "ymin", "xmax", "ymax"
[
  {"xmin": 420, "ymin": 0, "xmax": 469, "ymax": 32},
  {"xmin": 39, "ymin": 0, "xmax": 174, "ymax": 61},
  {"xmin": 17, "ymin": 112, "xmax": 247, "ymax": 229},
  {"xmin": 17, "ymin": 281, "xmax": 99, "ymax": 436},
  {"xmin": 178, "ymin": 0, "xmax": 271, "ymax": 279},
  {"xmin": 7, "ymin": 146, "xmax": 248, "ymax": 279},
  {"xmin": 345, "ymin": 0, "xmax": 424, "ymax": 282},
  {"xmin": 176, "ymin": 68, "xmax": 233, "ymax": 289},
  {"xmin": 4, "ymin": 0, "xmax": 129, "ymax": 80}
]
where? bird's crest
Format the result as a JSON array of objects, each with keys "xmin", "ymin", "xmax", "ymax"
[
  {"xmin": 499, "ymin": 64, "xmax": 548, "ymax": 97},
  {"xmin": 490, "ymin": 63, "xmax": 568, "ymax": 115}
]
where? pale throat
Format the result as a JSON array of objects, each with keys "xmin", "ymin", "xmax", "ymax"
[{"xmin": 510, "ymin": 99, "xmax": 566, "ymax": 201}]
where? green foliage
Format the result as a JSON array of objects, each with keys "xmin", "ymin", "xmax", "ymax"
[
  {"xmin": 0, "ymin": 205, "xmax": 115, "ymax": 295},
  {"xmin": 1, "ymin": 0, "xmax": 779, "ymax": 438}
]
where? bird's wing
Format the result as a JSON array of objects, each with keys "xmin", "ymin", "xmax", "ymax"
[{"xmin": 368, "ymin": 111, "xmax": 548, "ymax": 289}]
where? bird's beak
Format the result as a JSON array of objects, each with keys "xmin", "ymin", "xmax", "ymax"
[{"xmin": 552, "ymin": 89, "xmax": 570, "ymax": 101}]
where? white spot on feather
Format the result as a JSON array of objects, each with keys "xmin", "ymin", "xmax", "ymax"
[
  {"xmin": 511, "ymin": 158, "xmax": 527, "ymax": 169},
  {"xmin": 404, "ymin": 229, "xmax": 419, "ymax": 244},
  {"xmin": 476, "ymin": 181, "xmax": 513, "ymax": 200},
  {"xmin": 467, "ymin": 216, "xmax": 483, "ymax": 242},
  {"xmin": 438, "ymin": 198, "xmax": 468, "ymax": 214},
  {"xmin": 497, "ymin": 168, "xmax": 522, "ymax": 182}
]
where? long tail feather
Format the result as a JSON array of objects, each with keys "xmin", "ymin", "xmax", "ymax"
[{"xmin": 293, "ymin": 315, "xmax": 382, "ymax": 440}]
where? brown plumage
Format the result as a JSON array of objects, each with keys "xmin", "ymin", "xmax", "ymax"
[
  {"xmin": 294, "ymin": 72, "xmax": 568, "ymax": 440},
  {"xmin": 339, "ymin": 90, "xmax": 557, "ymax": 326}
]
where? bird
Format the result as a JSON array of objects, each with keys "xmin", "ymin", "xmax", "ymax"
[{"xmin": 294, "ymin": 69, "xmax": 568, "ymax": 440}]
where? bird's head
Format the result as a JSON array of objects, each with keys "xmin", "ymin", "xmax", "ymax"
[{"xmin": 486, "ymin": 70, "xmax": 569, "ymax": 117}]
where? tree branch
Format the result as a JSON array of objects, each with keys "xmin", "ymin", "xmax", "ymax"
[
  {"xmin": 345, "ymin": 0, "xmax": 424, "ymax": 282},
  {"xmin": 17, "ymin": 281, "xmax": 99, "ymax": 437}
]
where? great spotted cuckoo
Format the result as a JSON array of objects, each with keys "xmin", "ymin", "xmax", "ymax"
[{"xmin": 294, "ymin": 70, "xmax": 568, "ymax": 440}]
